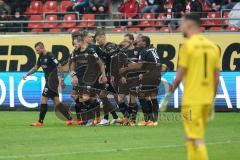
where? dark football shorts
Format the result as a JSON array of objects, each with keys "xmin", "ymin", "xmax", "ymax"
[{"xmin": 42, "ymin": 83, "xmax": 59, "ymax": 99}]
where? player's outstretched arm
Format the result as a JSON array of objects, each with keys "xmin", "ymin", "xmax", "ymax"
[
  {"xmin": 69, "ymin": 61, "xmax": 78, "ymax": 85},
  {"xmin": 57, "ymin": 64, "xmax": 66, "ymax": 88},
  {"xmin": 97, "ymin": 59, "xmax": 107, "ymax": 84},
  {"xmin": 23, "ymin": 65, "xmax": 40, "ymax": 80}
]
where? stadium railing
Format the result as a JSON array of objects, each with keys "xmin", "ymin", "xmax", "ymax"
[{"xmin": 0, "ymin": 12, "xmax": 239, "ymax": 33}]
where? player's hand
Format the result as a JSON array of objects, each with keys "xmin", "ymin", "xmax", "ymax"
[
  {"xmin": 99, "ymin": 75, "xmax": 107, "ymax": 84},
  {"xmin": 71, "ymin": 76, "xmax": 78, "ymax": 85},
  {"xmin": 101, "ymin": 75, "xmax": 108, "ymax": 84},
  {"xmin": 22, "ymin": 75, "xmax": 28, "ymax": 80},
  {"xmin": 121, "ymin": 77, "xmax": 127, "ymax": 84},
  {"xmin": 139, "ymin": 74, "xmax": 143, "ymax": 81},
  {"xmin": 110, "ymin": 76, "xmax": 115, "ymax": 85},
  {"xmin": 119, "ymin": 68, "xmax": 126, "ymax": 74}
]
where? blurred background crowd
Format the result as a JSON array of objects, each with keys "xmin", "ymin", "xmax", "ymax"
[{"xmin": 0, "ymin": 0, "xmax": 239, "ymax": 32}]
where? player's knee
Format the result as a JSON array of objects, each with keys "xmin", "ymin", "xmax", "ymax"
[
  {"xmin": 41, "ymin": 96, "xmax": 48, "ymax": 104},
  {"xmin": 118, "ymin": 95, "xmax": 125, "ymax": 103}
]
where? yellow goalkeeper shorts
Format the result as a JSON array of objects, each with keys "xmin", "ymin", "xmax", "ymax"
[{"xmin": 181, "ymin": 104, "xmax": 213, "ymax": 139}]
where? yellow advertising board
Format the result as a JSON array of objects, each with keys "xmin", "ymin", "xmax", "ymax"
[{"xmin": 0, "ymin": 33, "xmax": 239, "ymax": 71}]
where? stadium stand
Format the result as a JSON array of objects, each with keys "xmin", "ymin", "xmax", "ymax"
[{"xmin": 0, "ymin": 0, "xmax": 239, "ymax": 32}]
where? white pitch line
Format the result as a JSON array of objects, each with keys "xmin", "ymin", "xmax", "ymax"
[{"xmin": 0, "ymin": 140, "xmax": 239, "ymax": 160}]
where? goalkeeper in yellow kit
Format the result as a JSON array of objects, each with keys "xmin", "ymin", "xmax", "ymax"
[{"xmin": 169, "ymin": 14, "xmax": 220, "ymax": 160}]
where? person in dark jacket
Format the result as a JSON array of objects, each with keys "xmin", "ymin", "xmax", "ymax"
[
  {"xmin": 67, "ymin": 0, "xmax": 88, "ymax": 14},
  {"xmin": 88, "ymin": 0, "xmax": 108, "ymax": 14},
  {"xmin": 140, "ymin": 0, "xmax": 164, "ymax": 13}
]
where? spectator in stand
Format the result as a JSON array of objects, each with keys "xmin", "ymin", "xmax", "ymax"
[
  {"xmin": 140, "ymin": 0, "xmax": 164, "ymax": 14},
  {"xmin": 8, "ymin": 9, "xmax": 27, "ymax": 32},
  {"xmin": 67, "ymin": 0, "xmax": 88, "ymax": 14},
  {"xmin": 117, "ymin": 0, "xmax": 140, "ymax": 27},
  {"xmin": 88, "ymin": 0, "xmax": 108, "ymax": 26},
  {"xmin": 185, "ymin": 0, "xmax": 202, "ymax": 13},
  {"xmin": 6, "ymin": 0, "xmax": 30, "ymax": 14},
  {"xmin": 221, "ymin": 0, "xmax": 238, "ymax": 10},
  {"xmin": 172, "ymin": 0, "xmax": 185, "ymax": 18},
  {"xmin": 0, "ymin": 10, "xmax": 10, "ymax": 32},
  {"xmin": 206, "ymin": 0, "xmax": 221, "ymax": 11},
  {"xmin": 88, "ymin": 0, "xmax": 108, "ymax": 14},
  {"xmin": 0, "ymin": 0, "xmax": 11, "ymax": 15}
]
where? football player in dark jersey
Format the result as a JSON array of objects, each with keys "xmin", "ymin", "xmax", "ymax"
[
  {"xmin": 81, "ymin": 31, "xmax": 101, "ymax": 125},
  {"xmin": 23, "ymin": 42, "xmax": 73, "ymax": 126},
  {"xmin": 137, "ymin": 36, "xmax": 162, "ymax": 126},
  {"xmin": 95, "ymin": 30, "xmax": 123, "ymax": 125},
  {"xmin": 115, "ymin": 33, "xmax": 141, "ymax": 125},
  {"xmin": 120, "ymin": 36, "xmax": 166, "ymax": 126},
  {"xmin": 69, "ymin": 35, "xmax": 107, "ymax": 126}
]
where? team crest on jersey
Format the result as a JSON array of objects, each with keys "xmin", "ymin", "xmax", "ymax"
[
  {"xmin": 134, "ymin": 51, "xmax": 138, "ymax": 55},
  {"xmin": 44, "ymin": 58, "xmax": 48, "ymax": 63}
]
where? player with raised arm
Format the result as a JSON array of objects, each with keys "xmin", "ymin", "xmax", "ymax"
[
  {"xmin": 168, "ymin": 14, "xmax": 220, "ymax": 160},
  {"xmin": 23, "ymin": 42, "xmax": 73, "ymax": 126}
]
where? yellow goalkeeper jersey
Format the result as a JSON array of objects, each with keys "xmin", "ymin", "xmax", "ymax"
[{"xmin": 178, "ymin": 34, "xmax": 221, "ymax": 105}]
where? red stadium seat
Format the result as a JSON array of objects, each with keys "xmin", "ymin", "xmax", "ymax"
[
  {"xmin": 226, "ymin": 26, "xmax": 239, "ymax": 31},
  {"xmin": 200, "ymin": 26, "xmax": 206, "ymax": 32},
  {"xmin": 144, "ymin": 27, "xmax": 156, "ymax": 32},
  {"xmin": 31, "ymin": 28, "xmax": 43, "ymax": 32},
  {"xmin": 80, "ymin": 14, "xmax": 96, "ymax": 28},
  {"xmin": 223, "ymin": 11, "xmax": 230, "ymax": 25},
  {"xmin": 160, "ymin": 27, "xmax": 172, "ymax": 33},
  {"xmin": 60, "ymin": 14, "xmax": 77, "ymax": 28},
  {"xmin": 155, "ymin": 13, "xmax": 165, "ymax": 26},
  {"xmin": 127, "ymin": 27, "xmax": 141, "ymax": 32},
  {"xmin": 49, "ymin": 28, "xmax": 61, "ymax": 32},
  {"xmin": 112, "ymin": 27, "xmax": 124, "ymax": 32},
  {"xmin": 44, "ymin": 15, "xmax": 58, "ymax": 28},
  {"xmin": 59, "ymin": 1, "xmax": 72, "ymax": 12},
  {"xmin": 138, "ymin": 13, "xmax": 155, "ymax": 27},
  {"xmin": 28, "ymin": 15, "xmax": 43, "ymax": 28},
  {"xmin": 203, "ymin": 12, "xmax": 221, "ymax": 26},
  {"xmin": 209, "ymin": 27, "xmax": 222, "ymax": 31},
  {"xmin": 25, "ymin": 1, "xmax": 43, "ymax": 14},
  {"xmin": 67, "ymin": 28, "xmax": 80, "ymax": 33},
  {"xmin": 43, "ymin": 1, "xmax": 57, "ymax": 13}
]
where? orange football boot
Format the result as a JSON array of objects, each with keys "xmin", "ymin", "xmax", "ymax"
[
  {"xmin": 137, "ymin": 120, "xmax": 147, "ymax": 126},
  {"xmin": 30, "ymin": 122, "xmax": 43, "ymax": 126},
  {"xmin": 66, "ymin": 120, "xmax": 73, "ymax": 126}
]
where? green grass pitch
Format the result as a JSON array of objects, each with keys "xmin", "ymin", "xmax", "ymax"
[{"xmin": 0, "ymin": 112, "xmax": 239, "ymax": 160}]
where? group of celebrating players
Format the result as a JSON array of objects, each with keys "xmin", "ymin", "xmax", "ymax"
[
  {"xmin": 23, "ymin": 29, "xmax": 166, "ymax": 127},
  {"xmin": 23, "ymin": 13, "xmax": 220, "ymax": 160}
]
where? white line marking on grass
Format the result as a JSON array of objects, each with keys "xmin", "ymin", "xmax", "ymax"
[{"xmin": 0, "ymin": 140, "xmax": 239, "ymax": 159}]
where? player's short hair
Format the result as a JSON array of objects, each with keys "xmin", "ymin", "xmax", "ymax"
[
  {"xmin": 124, "ymin": 33, "xmax": 134, "ymax": 41},
  {"xmin": 81, "ymin": 30, "xmax": 89, "ymax": 38},
  {"xmin": 71, "ymin": 31, "xmax": 80, "ymax": 39},
  {"xmin": 76, "ymin": 35, "xmax": 84, "ymax": 42},
  {"xmin": 183, "ymin": 13, "xmax": 201, "ymax": 26},
  {"xmin": 34, "ymin": 41, "xmax": 44, "ymax": 48},
  {"xmin": 141, "ymin": 36, "xmax": 151, "ymax": 48},
  {"xmin": 95, "ymin": 29, "xmax": 106, "ymax": 37}
]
